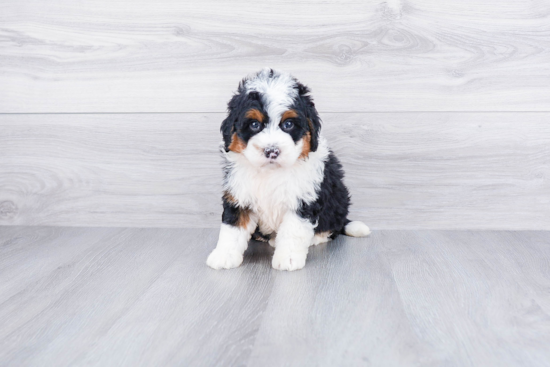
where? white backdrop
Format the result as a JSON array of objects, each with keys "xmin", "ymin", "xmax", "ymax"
[{"xmin": 1, "ymin": 0, "xmax": 549, "ymax": 229}]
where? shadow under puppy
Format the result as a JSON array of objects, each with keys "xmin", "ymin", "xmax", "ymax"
[{"xmin": 207, "ymin": 68, "xmax": 370, "ymax": 271}]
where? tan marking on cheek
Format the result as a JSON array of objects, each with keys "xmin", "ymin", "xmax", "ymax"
[
  {"xmin": 299, "ymin": 132, "xmax": 311, "ymax": 160},
  {"xmin": 228, "ymin": 133, "xmax": 247, "ymax": 153},
  {"xmin": 245, "ymin": 109, "xmax": 264, "ymax": 122},
  {"xmin": 281, "ymin": 110, "xmax": 298, "ymax": 121},
  {"xmin": 237, "ymin": 208, "xmax": 251, "ymax": 228}
]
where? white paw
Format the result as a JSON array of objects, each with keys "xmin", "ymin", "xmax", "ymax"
[
  {"xmin": 312, "ymin": 232, "xmax": 332, "ymax": 246},
  {"xmin": 206, "ymin": 249, "xmax": 243, "ymax": 270},
  {"xmin": 272, "ymin": 248, "xmax": 307, "ymax": 271},
  {"xmin": 268, "ymin": 237, "xmax": 277, "ymax": 248}
]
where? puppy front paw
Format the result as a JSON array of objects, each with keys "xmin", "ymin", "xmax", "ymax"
[
  {"xmin": 206, "ymin": 249, "xmax": 243, "ymax": 270},
  {"xmin": 272, "ymin": 248, "xmax": 307, "ymax": 271}
]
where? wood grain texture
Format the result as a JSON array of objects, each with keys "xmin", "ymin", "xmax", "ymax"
[
  {"xmin": 0, "ymin": 113, "xmax": 223, "ymax": 228},
  {"xmin": 1, "ymin": 112, "xmax": 548, "ymax": 229},
  {"xmin": 1, "ymin": 227, "xmax": 550, "ymax": 366},
  {"xmin": 1, "ymin": 0, "xmax": 550, "ymax": 112},
  {"xmin": 248, "ymin": 230, "xmax": 550, "ymax": 367}
]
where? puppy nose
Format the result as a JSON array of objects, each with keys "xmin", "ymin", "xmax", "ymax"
[{"xmin": 264, "ymin": 147, "xmax": 280, "ymax": 159}]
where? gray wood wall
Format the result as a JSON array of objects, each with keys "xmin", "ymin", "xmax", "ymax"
[{"xmin": 1, "ymin": 0, "xmax": 549, "ymax": 229}]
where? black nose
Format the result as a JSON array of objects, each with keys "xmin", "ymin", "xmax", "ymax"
[{"xmin": 264, "ymin": 147, "xmax": 280, "ymax": 159}]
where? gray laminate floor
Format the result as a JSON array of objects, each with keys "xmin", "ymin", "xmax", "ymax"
[{"xmin": 1, "ymin": 227, "xmax": 549, "ymax": 366}]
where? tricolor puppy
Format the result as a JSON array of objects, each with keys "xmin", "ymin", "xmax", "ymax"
[{"xmin": 207, "ymin": 68, "xmax": 370, "ymax": 271}]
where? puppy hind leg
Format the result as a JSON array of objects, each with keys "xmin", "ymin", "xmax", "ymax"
[
  {"xmin": 251, "ymin": 226, "xmax": 271, "ymax": 243},
  {"xmin": 311, "ymin": 231, "xmax": 332, "ymax": 246}
]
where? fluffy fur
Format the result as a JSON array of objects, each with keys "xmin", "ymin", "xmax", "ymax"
[{"xmin": 207, "ymin": 68, "xmax": 370, "ymax": 271}]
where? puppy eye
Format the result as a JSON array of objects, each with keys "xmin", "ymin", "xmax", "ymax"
[
  {"xmin": 282, "ymin": 119, "xmax": 294, "ymax": 130},
  {"xmin": 249, "ymin": 120, "xmax": 261, "ymax": 131}
]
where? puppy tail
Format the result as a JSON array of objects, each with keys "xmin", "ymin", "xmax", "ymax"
[{"xmin": 343, "ymin": 220, "xmax": 371, "ymax": 237}]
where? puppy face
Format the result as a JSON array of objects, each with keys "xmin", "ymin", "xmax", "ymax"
[{"xmin": 221, "ymin": 68, "xmax": 321, "ymax": 169}]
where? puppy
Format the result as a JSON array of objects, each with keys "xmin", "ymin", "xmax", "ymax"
[{"xmin": 207, "ymin": 68, "xmax": 370, "ymax": 271}]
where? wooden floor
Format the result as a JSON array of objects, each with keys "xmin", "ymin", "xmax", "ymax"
[{"xmin": 1, "ymin": 227, "xmax": 549, "ymax": 366}]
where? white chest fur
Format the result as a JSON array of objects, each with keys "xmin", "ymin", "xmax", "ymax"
[{"xmin": 223, "ymin": 138, "xmax": 329, "ymax": 234}]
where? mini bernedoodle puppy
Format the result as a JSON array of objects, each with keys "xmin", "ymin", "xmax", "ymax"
[{"xmin": 207, "ymin": 68, "xmax": 370, "ymax": 271}]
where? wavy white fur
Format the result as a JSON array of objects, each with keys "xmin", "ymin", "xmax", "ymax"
[{"xmin": 222, "ymin": 137, "xmax": 329, "ymax": 235}]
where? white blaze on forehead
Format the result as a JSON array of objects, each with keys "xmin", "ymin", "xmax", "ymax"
[{"xmin": 244, "ymin": 68, "xmax": 298, "ymax": 129}]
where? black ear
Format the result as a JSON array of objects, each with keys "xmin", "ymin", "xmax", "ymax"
[
  {"xmin": 221, "ymin": 93, "xmax": 238, "ymax": 151},
  {"xmin": 307, "ymin": 105, "xmax": 321, "ymax": 152},
  {"xmin": 220, "ymin": 90, "xmax": 244, "ymax": 151},
  {"xmin": 221, "ymin": 80, "xmax": 254, "ymax": 151},
  {"xmin": 220, "ymin": 114, "xmax": 234, "ymax": 152},
  {"xmin": 297, "ymin": 83, "xmax": 321, "ymax": 152}
]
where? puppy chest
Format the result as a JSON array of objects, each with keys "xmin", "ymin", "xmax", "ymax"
[
  {"xmin": 253, "ymin": 196, "xmax": 289, "ymax": 233},
  {"xmin": 232, "ymin": 177, "xmax": 301, "ymax": 231},
  {"xmin": 227, "ymin": 161, "xmax": 321, "ymax": 231}
]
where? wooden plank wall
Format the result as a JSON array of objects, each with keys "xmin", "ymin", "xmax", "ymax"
[{"xmin": 1, "ymin": 0, "xmax": 549, "ymax": 229}]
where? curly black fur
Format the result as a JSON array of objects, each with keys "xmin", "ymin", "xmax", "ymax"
[
  {"xmin": 297, "ymin": 151, "xmax": 351, "ymax": 237},
  {"xmin": 291, "ymin": 82, "xmax": 321, "ymax": 152}
]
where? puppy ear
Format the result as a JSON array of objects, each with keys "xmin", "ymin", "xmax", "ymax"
[
  {"xmin": 220, "ymin": 115, "xmax": 235, "ymax": 152},
  {"xmin": 298, "ymin": 83, "xmax": 321, "ymax": 152},
  {"xmin": 221, "ymin": 81, "xmax": 254, "ymax": 151},
  {"xmin": 306, "ymin": 103, "xmax": 321, "ymax": 152},
  {"xmin": 220, "ymin": 90, "xmax": 244, "ymax": 151}
]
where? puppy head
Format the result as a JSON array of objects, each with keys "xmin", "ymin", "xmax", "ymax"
[{"xmin": 221, "ymin": 68, "xmax": 321, "ymax": 169}]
